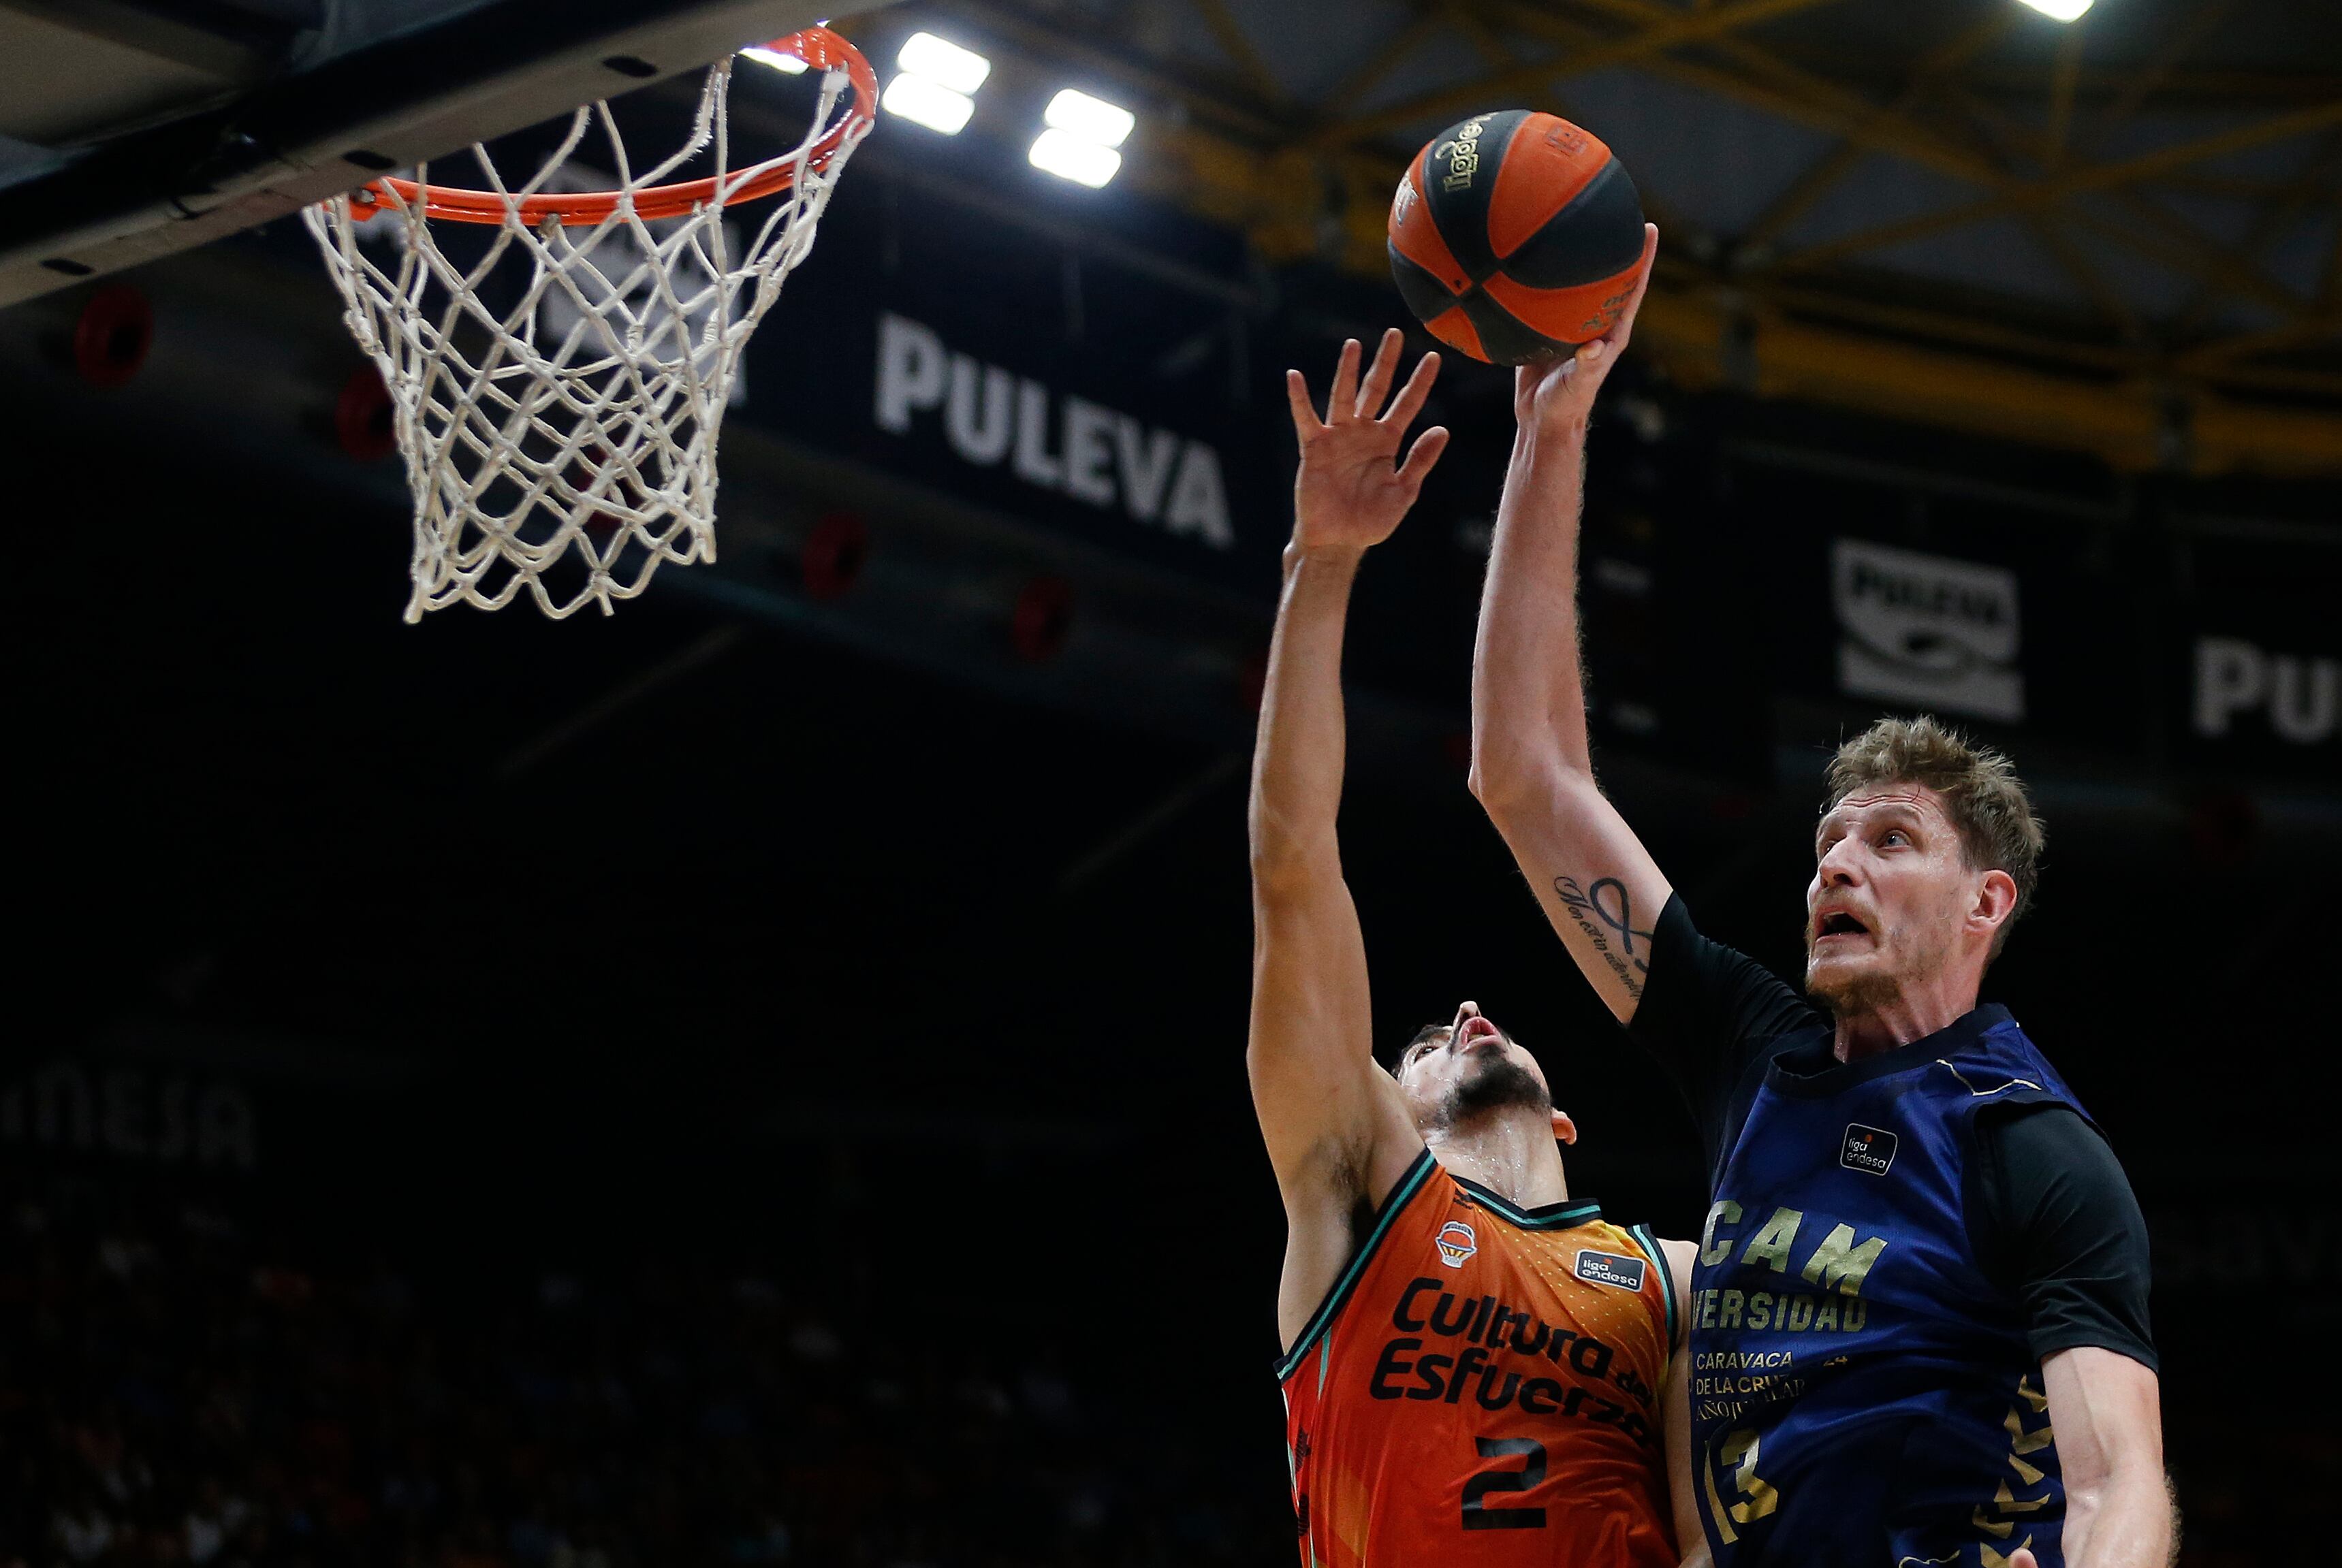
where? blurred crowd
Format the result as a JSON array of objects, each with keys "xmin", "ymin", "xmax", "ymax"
[
  {"xmin": 10, "ymin": 1165, "xmax": 2317, "ymax": 1568},
  {"xmin": 0, "ymin": 1174, "xmax": 1283, "ymax": 1568}
]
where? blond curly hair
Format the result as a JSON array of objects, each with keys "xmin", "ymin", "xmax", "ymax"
[{"xmin": 1825, "ymin": 716, "xmax": 2045, "ymax": 959}]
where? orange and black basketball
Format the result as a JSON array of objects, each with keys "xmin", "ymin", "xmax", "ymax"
[{"xmin": 1388, "ymin": 111, "xmax": 1647, "ymax": 365}]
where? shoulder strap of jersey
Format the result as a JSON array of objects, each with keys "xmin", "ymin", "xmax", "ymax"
[
  {"xmin": 1626, "ymin": 1222, "xmax": 1681, "ymax": 1352},
  {"xmin": 1273, "ymin": 1149, "xmax": 1441, "ymax": 1383}
]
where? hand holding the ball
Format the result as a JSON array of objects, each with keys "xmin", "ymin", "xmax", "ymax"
[
  {"xmin": 1285, "ymin": 329, "xmax": 1451, "ymax": 559},
  {"xmin": 1515, "ymin": 223, "xmax": 1658, "ymax": 441}
]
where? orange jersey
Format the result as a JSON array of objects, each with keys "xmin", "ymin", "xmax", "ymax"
[{"xmin": 1277, "ymin": 1151, "xmax": 1681, "ymax": 1568}]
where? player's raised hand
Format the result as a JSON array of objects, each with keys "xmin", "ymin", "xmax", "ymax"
[
  {"xmin": 1515, "ymin": 221, "xmax": 1658, "ymax": 437},
  {"xmin": 2007, "ymin": 1551, "xmax": 2038, "ymax": 1568},
  {"xmin": 1286, "ymin": 329, "xmax": 1449, "ymax": 557}
]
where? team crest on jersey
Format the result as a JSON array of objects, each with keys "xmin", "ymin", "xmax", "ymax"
[
  {"xmin": 1434, "ymin": 1219, "xmax": 1478, "ymax": 1268},
  {"xmin": 1841, "ymin": 1123, "xmax": 1899, "ymax": 1174},
  {"xmin": 1573, "ymin": 1248, "xmax": 1647, "ymax": 1292}
]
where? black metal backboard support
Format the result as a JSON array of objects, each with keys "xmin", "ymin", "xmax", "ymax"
[{"xmin": 0, "ymin": 0, "xmax": 864, "ymax": 308}]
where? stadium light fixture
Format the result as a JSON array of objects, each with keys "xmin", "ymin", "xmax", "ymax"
[
  {"xmin": 1030, "ymin": 89, "xmax": 1134, "ymax": 189},
  {"xmin": 879, "ymin": 32, "xmax": 990, "ymax": 135},
  {"xmin": 883, "ymin": 72, "xmax": 978, "ymax": 134},
  {"xmin": 1029, "ymin": 129, "xmax": 1121, "ymax": 187},
  {"xmin": 2014, "ymin": 0, "xmax": 2091, "ymax": 19},
  {"xmin": 739, "ymin": 45, "xmax": 808, "ymax": 74},
  {"xmin": 898, "ymin": 32, "xmax": 993, "ymax": 95},
  {"xmin": 1043, "ymin": 89, "xmax": 1135, "ymax": 148}
]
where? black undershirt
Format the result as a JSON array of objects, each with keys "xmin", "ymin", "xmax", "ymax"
[{"xmin": 1628, "ymin": 894, "xmax": 2157, "ymax": 1373}]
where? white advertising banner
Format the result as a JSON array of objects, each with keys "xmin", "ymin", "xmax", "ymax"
[{"xmin": 1831, "ymin": 538, "xmax": 2024, "ymax": 723}]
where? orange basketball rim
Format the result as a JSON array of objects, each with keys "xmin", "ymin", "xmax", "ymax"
[{"xmin": 345, "ymin": 27, "xmax": 876, "ymax": 227}]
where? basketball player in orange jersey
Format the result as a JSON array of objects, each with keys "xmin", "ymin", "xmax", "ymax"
[{"xmin": 1250, "ymin": 328, "xmax": 1702, "ymax": 1568}]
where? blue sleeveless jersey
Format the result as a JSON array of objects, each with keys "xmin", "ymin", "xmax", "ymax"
[{"xmin": 1688, "ymin": 1004, "xmax": 2084, "ymax": 1568}]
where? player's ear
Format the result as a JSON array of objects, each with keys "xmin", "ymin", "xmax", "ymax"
[
  {"xmin": 1551, "ymin": 1108, "xmax": 1578, "ymax": 1146},
  {"xmin": 1972, "ymin": 867, "xmax": 2018, "ymax": 934}
]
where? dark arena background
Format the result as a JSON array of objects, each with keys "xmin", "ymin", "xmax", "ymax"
[{"xmin": 2, "ymin": 2, "xmax": 2337, "ymax": 1565}]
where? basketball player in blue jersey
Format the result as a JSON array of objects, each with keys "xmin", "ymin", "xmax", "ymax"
[{"xmin": 1464, "ymin": 236, "xmax": 2170, "ymax": 1568}]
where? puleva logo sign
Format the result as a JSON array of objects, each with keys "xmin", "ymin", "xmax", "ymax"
[
  {"xmin": 1831, "ymin": 539, "xmax": 2023, "ymax": 723},
  {"xmin": 874, "ymin": 313, "xmax": 1234, "ymax": 549},
  {"xmin": 2194, "ymin": 636, "xmax": 2337, "ymax": 747}
]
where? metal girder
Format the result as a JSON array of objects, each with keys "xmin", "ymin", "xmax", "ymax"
[
  {"xmin": 1476, "ymin": 0, "xmax": 2328, "ymax": 350},
  {"xmin": 2044, "ymin": 15, "xmax": 2087, "ymax": 170},
  {"xmin": 2149, "ymin": 171, "xmax": 2342, "ymax": 206},
  {"xmin": 2170, "ymin": 130, "xmax": 2342, "ymax": 338},
  {"xmin": 1323, "ymin": 6, "xmax": 1447, "ymax": 108},
  {"xmin": 1306, "ymin": 0, "xmax": 1854, "ymax": 150},
  {"xmin": 1739, "ymin": 9, "xmax": 2017, "ymax": 254},
  {"xmin": 2097, "ymin": 191, "xmax": 2309, "ymax": 323},
  {"xmin": 914, "ymin": 0, "xmax": 2341, "ymax": 473},
  {"xmin": 1933, "ymin": 80, "xmax": 2142, "ymax": 340},
  {"xmin": 934, "ymin": 0, "xmax": 1285, "ymax": 139},
  {"xmin": 2071, "ymin": 0, "xmax": 2240, "ymax": 150},
  {"xmin": 1967, "ymin": 65, "xmax": 2341, "ymax": 111},
  {"xmin": 1771, "ymin": 99, "xmax": 2342, "ymax": 276},
  {"xmin": 2176, "ymin": 306, "xmax": 2342, "ymax": 374},
  {"xmin": 1484, "ymin": 1, "xmax": 2012, "ymax": 191},
  {"xmin": 1186, "ymin": 0, "xmax": 1286, "ymax": 106},
  {"xmin": 1932, "ymin": 79, "xmax": 2310, "ymax": 327},
  {"xmin": 1629, "ymin": 287, "xmax": 2342, "ymax": 475}
]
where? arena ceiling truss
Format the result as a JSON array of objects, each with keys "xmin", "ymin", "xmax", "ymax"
[{"xmin": 900, "ymin": 0, "xmax": 2342, "ymax": 475}]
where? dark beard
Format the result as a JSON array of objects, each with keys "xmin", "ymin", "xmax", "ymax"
[{"xmin": 1430, "ymin": 1055, "xmax": 1551, "ymax": 1131}]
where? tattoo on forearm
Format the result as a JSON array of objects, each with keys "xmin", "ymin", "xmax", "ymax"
[{"xmin": 1555, "ymin": 876, "xmax": 1653, "ymax": 998}]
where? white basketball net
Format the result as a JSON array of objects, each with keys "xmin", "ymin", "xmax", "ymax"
[{"xmin": 304, "ymin": 54, "xmax": 866, "ymax": 620}]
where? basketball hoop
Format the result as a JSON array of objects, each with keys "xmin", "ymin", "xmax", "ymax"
[{"xmin": 304, "ymin": 28, "xmax": 876, "ymax": 620}]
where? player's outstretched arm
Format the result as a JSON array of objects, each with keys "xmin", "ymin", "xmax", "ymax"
[
  {"xmin": 1250, "ymin": 330, "xmax": 1449, "ymax": 1348},
  {"xmin": 1468, "ymin": 225, "xmax": 1672, "ymax": 1025},
  {"xmin": 2009, "ymin": 1349, "xmax": 2172, "ymax": 1568},
  {"xmin": 1657, "ymin": 1238, "xmax": 1711, "ymax": 1568}
]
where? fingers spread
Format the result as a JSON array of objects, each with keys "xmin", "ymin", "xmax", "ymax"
[
  {"xmin": 1380, "ymin": 351, "xmax": 1442, "ymax": 432},
  {"xmin": 1395, "ymin": 424, "xmax": 1451, "ymax": 491},
  {"xmin": 1284, "ymin": 368, "xmax": 1323, "ymax": 439},
  {"xmin": 1329, "ymin": 338, "xmax": 1363, "ymax": 423},
  {"xmin": 1355, "ymin": 327, "xmax": 1404, "ymax": 419}
]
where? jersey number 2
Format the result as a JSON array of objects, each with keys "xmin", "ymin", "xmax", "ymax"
[{"xmin": 1462, "ymin": 1438, "xmax": 1547, "ymax": 1531}]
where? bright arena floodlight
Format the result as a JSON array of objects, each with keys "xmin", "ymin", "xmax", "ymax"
[
  {"xmin": 1043, "ymin": 89, "xmax": 1135, "ymax": 148},
  {"xmin": 880, "ymin": 31, "xmax": 990, "ymax": 135},
  {"xmin": 1031, "ymin": 88, "xmax": 1134, "ymax": 188},
  {"xmin": 2015, "ymin": 0, "xmax": 2092, "ymax": 19},
  {"xmin": 1030, "ymin": 128, "xmax": 1121, "ymax": 188},
  {"xmin": 883, "ymin": 72, "xmax": 978, "ymax": 135},
  {"xmin": 739, "ymin": 45, "xmax": 808, "ymax": 74},
  {"xmin": 897, "ymin": 31, "xmax": 992, "ymax": 95}
]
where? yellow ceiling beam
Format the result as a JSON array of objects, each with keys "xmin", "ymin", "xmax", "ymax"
[
  {"xmin": 1773, "ymin": 98, "xmax": 2342, "ymax": 274},
  {"xmin": 1186, "ymin": 0, "xmax": 1287, "ymax": 107},
  {"xmin": 965, "ymin": 0, "xmax": 2341, "ymax": 475},
  {"xmin": 1128, "ymin": 115, "xmax": 2342, "ymax": 477},
  {"xmin": 1740, "ymin": 8, "xmax": 2018, "ymax": 251},
  {"xmin": 1630, "ymin": 288, "xmax": 2342, "ymax": 477},
  {"xmin": 1308, "ymin": 0, "xmax": 1852, "ymax": 150}
]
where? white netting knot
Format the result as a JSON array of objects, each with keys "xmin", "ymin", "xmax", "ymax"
[{"xmin": 304, "ymin": 47, "xmax": 868, "ymax": 620}]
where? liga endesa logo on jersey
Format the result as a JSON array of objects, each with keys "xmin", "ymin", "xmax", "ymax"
[
  {"xmin": 1434, "ymin": 1220, "xmax": 1478, "ymax": 1267},
  {"xmin": 1840, "ymin": 1123, "xmax": 1899, "ymax": 1175},
  {"xmin": 1573, "ymin": 1249, "xmax": 1648, "ymax": 1292}
]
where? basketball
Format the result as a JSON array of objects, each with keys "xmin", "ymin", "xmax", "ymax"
[{"xmin": 1387, "ymin": 110, "xmax": 1647, "ymax": 365}]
